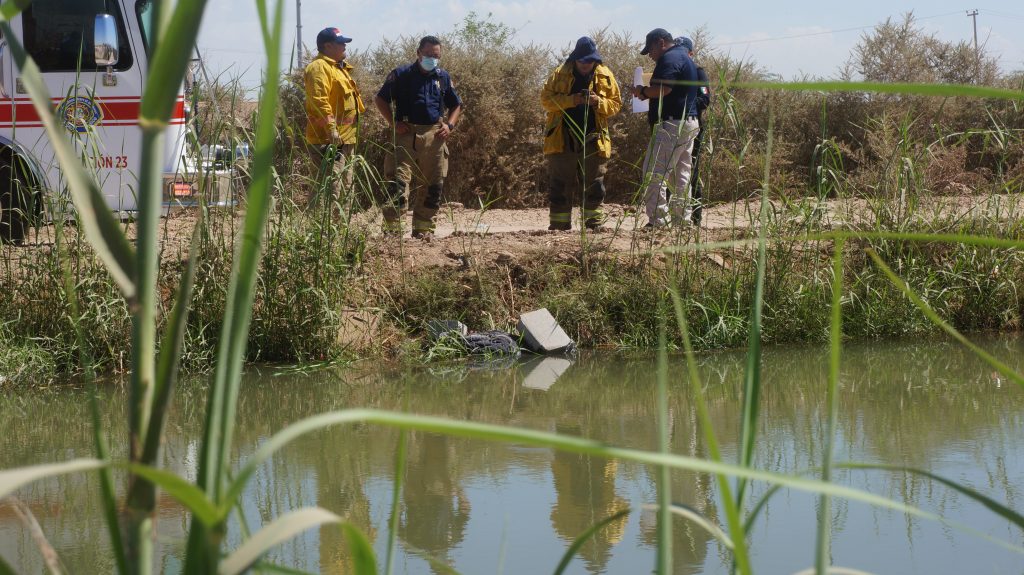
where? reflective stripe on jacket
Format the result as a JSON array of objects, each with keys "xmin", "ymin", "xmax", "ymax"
[
  {"xmin": 304, "ymin": 54, "xmax": 366, "ymax": 145},
  {"xmin": 540, "ymin": 62, "xmax": 621, "ymax": 158}
]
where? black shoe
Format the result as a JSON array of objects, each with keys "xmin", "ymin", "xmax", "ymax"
[{"xmin": 548, "ymin": 223, "xmax": 571, "ymax": 231}]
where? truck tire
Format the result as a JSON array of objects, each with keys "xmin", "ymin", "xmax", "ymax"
[{"xmin": 0, "ymin": 155, "xmax": 39, "ymax": 245}]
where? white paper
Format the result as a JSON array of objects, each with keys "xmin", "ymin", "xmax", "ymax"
[{"xmin": 631, "ymin": 66, "xmax": 648, "ymax": 114}]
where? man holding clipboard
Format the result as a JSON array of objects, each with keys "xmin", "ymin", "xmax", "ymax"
[{"xmin": 632, "ymin": 28, "xmax": 701, "ymax": 228}]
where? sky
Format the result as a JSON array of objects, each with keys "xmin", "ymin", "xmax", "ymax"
[{"xmin": 195, "ymin": 0, "xmax": 1024, "ymax": 86}]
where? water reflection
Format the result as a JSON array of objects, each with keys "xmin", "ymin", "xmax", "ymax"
[
  {"xmin": 399, "ymin": 433, "xmax": 471, "ymax": 569},
  {"xmin": 1, "ymin": 335, "xmax": 1023, "ymax": 573},
  {"xmin": 550, "ymin": 423, "xmax": 629, "ymax": 573}
]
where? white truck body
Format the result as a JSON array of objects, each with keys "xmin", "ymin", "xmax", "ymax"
[{"xmin": 0, "ymin": 0, "xmax": 225, "ymax": 230}]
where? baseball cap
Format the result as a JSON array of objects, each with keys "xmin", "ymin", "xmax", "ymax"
[
  {"xmin": 640, "ymin": 28, "xmax": 673, "ymax": 55},
  {"xmin": 316, "ymin": 27, "xmax": 352, "ymax": 50},
  {"xmin": 675, "ymin": 36, "xmax": 694, "ymax": 52}
]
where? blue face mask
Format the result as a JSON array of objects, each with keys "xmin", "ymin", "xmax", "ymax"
[{"xmin": 420, "ymin": 57, "xmax": 439, "ymax": 72}]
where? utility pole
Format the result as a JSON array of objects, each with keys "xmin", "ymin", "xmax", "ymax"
[
  {"xmin": 966, "ymin": 9, "xmax": 979, "ymax": 79},
  {"xmin": 296, "ymin": 0, "xmax": 303, "ymax": 69},
  {"xmin": 966, "ymin": 9, "xmax": 979, "ymax": 55}
]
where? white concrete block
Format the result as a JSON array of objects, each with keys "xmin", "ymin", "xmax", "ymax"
[{"xmin": 517, "ymin": 308, "xmax": 574, "ymax": 354}]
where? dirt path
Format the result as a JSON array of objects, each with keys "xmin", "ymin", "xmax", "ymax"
[{"xmin": 13, "ymin": 193, "xmax": 1023, "ymax": 271}]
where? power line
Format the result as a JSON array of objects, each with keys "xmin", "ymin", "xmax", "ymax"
[{"xmin": 716, "ymin": 10, "xmax": 964, "ymax": 47}]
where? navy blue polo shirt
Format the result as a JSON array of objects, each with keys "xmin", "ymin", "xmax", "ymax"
[
  {"xmin": 648, "ymin": 44, "xmax": 699, "ymax": 125},
  {"xmin": 377, "ymin": 61, "xmax": 462, "ymax": 125}
]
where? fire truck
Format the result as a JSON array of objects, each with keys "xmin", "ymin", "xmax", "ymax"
[{"xmin": 0, "ymin": 0, "xmax": 228, "ymax": 244}]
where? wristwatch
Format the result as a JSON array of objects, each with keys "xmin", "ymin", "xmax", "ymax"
[{"xmin": 446, "ymin": 121, "xmax": 455, "ymax": 131}]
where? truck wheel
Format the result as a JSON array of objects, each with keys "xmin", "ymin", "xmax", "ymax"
[{"xmin": 0, "ymin": 156, "xmax": 38, "ymax": 245}]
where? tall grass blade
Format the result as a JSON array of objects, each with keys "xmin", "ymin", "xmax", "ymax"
[
  {"xmin": 661, "ymin": 231, "xmax": 1024, "ymax": 256},
  {"xmin": 55, "ymin": 219, "xmax": 95, "ymax": 377},
  {"xmin": 340, "ymin": 522, "xmax": 379, "ymax": 575},
  {"xmin": 196, "ymin": 0, "xmax": 283, "ymax": 501},
  {"xmin": 250, "ymin": 563, "xmax": 316, "ymax": 575},
  {"xmin": 731, "ymin": 80, "xmax": 1024, "ymax": 101},
  {"xmin": 123, "ymin": 465, "xmax": 220, "ymax": 527},
  {"xmin": 219, "ymin": 508, "xmax": 351, "ymax": 575},
  {"xmin": 0, "ymin": 0, "xmax": 29, "ymax": 21},
  {"xmin": 792, "ymin": 567, "xmax": 877, "ymax": 575},
  {"xmin": 809, "ymin": 231, "xmax": 1024, "ymax": 250},
  {"xmin": 140, "ymin": 0, "xmax": 211, "ymax": 124},
  {"xmin": 384, "ymin": 431, "xmax": 408, "ymax": 575},
  {"xmin": 5, "ymin": 498, "xmax": 65, "ymax": 574},
  {"xmin": 552, "ymin": 508, "xmax": 631, "ymax": 575},
  {"xmin": 223, "ymin": 409, "xmax": 967, "ymax": 526},
  {"xmin": 142, "ymin": 215, "xmax": 203, "ymax": 465},
  {"xmin": 187, "ymin": 1, "xmax": 284, "ymax": 570},
  {"xmin": 837, "ymin": 463, "xmax": 1024, "ymax": 529},
  {"xmin": 816, "ymin": 239, "xmax": 845, "ymax": 574},
  {"xmin": 736, "ymin": 111, "xmax": 774, "ymax": 510},
  {"xmin": 865, "ymin": 248, "xmax": 1024, "ymax": 389},
  {"xmin": 0, "ymin": 460, "xmax": 104, "ymax": 500},
  {"xmin": 655, "ymin": 322, "xmax": 672, "ymax": 574},
  {"xmin": 0, "ymin": 554, "xmax": 15, "ymax": 575},
  {"xmin": 400, "ymin": 544, "xmax": 461, "ymax": 575},
  {"xmin": 649, "ymin": 503, "xmax": 733, "ymax": 550},
  {"xmin": 0, "ymin": 24, "xmax": 136, "ymax": 298},
  {"xmin": 744, "ymin": 484, "xmax": 784, "ymax": 533},
  {"xmin": 90, "ymin": 394, "xmax": 127, "ymax": 575},
  {"xmin": 668, "ymin": 289, "xmax": 752, "ymax": 572}
]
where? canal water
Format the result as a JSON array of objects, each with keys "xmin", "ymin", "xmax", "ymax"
[{"xmin": 2, "ymin": 335, "xmax": 1023, "ymax": 574}]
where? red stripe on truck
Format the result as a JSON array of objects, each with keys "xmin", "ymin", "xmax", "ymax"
[{"xmin": 0, "ymin": 96, "xmax": 186, "ymax": 126}]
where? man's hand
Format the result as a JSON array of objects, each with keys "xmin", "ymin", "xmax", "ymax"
[
  {"xmin": 437, "ymin": 121, "xmax": 453, "ymax": 140},
  {"xmin": 587, "ymin": 92, "xmax": 600, "ymax": 107},
  {"xmin": 395, "ymin": 121, "xmax": 411, "ymax": 135},
  {"xmin": 330, "ymin": 126, "xmax": 343, "ymax": 145}
]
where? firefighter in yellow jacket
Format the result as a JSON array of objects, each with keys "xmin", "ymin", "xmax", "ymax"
[
  {"xmin": 540, "ymin": 37, "xmax": 621, "ymax": 230},
  {"xmin": 304, "ymin": 27, "xmax": 365, "ymax": 209}
]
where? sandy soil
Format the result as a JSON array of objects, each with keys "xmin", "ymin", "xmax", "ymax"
[{"xmin": 13, "ymin": 192, "xmax": 1023, "ymax": 272}]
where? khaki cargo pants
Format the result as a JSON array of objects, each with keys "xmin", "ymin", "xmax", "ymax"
[{"xmin": 382, "ymin": 124, "xmax": 449, "ymax": 234}]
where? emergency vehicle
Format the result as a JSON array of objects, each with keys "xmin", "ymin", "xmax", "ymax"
[{"xmin": 0, "ymin": 0, "xmax": 226, "ymax": 244}]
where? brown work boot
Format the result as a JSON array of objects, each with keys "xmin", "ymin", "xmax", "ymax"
[{"xmin": 411, "ymin": 230, "xmax": 434, "ymax": 241}]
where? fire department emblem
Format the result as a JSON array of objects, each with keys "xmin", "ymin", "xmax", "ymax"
[{"xmin": 56, "ymin": 96, "xmax": 103, "ymax": 133}]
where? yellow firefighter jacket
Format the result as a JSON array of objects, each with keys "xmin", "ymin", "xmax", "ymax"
[
  {"xmin": 540, "ymin": 62, "xmax": 621, "ymax": 158},
  {"xmin": 304, "ymin": 54, "xmax": 365, "ymax": 145}
]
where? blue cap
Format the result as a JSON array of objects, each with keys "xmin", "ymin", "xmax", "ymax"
[
  {"xmin": 675, "ymin": 36, "xmax": 694, "ymax": 52},
  {"xmin": 316, "ymin": 27, "xmax": 352, "ymax": 50},
  {"xmin": 568, "ymin": 36, "xmax": 602, "ymax": 63}
]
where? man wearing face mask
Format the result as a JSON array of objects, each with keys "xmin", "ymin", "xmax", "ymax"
[
  {"xmin": 540, "ymin": 36, "xmax": 622, "ymax": 231},
  {"xmin": 374, "ymin": 35, "xmax": 463, "ymax": 239},
  {"xmin": 632, "ymin": 28, "xmax": 701, "ymax": 228},
  {"xmin": 304, "ymin": 27, "xmax": 365, "ymax": 210}
]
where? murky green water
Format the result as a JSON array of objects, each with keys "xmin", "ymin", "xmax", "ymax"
[{"xmin": 2, "ymin": 335, "xmax": 1024, "ymax": 574}]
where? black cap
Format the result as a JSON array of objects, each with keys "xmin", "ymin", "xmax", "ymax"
[{"xmin": 640, "ymin": 28, "xmax": 673, "ymax": 55}]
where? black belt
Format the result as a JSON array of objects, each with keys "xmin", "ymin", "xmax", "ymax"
[{"xmin": 662, "ymin": 115, "xmax": 698, "ymax": 121}]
